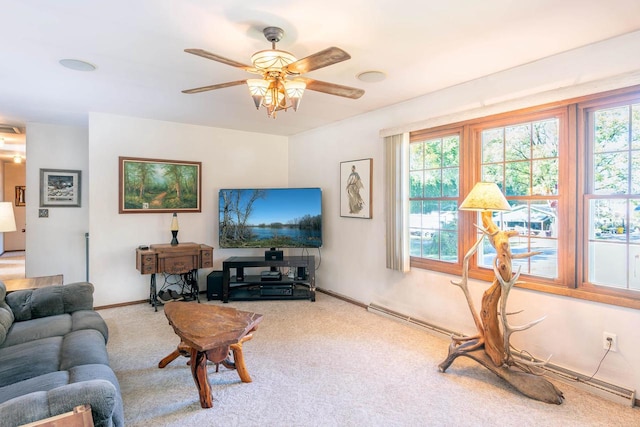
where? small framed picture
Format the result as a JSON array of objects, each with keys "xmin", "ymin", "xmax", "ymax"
[
  {"xmin": 15, "ymin": 186, "xmax": 25, "ymax": 206},
  {"xmin": 40, "ymin": 169, "xmax": 82, "ymax": 207},
  {"xmin": 340, "ymin": 158, "xmax": 372, "ymax": 219}
]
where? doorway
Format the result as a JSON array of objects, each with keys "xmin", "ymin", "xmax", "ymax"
[{"xmin": 1, "ymin": 160, "xmax": 26, "ymax": 279}]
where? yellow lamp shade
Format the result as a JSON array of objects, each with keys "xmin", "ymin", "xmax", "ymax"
[{"xmin": 459, "ymin": 182, "xmax": 511, "ymax": 212}]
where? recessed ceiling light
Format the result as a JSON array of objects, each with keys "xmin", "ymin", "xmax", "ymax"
[
  {"xmin": 59, "ymin": 59, "xmax": 96, "ymax": 72},
  {"xmin": 356, "ymin": 70, "xmax": 386, "ymax": 83}
]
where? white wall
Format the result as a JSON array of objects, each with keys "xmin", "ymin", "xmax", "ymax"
[
  {"xmin": 25, "ymin": 123, "xmax": 89, "ymax": 281},
  {"xmin": 289, "ymin": 31, "xmax": 640, "ymax": 395},
  {"xmin": 21, "ymin": 29, "xmax": 640, "ymax": 399},
  {"xmin": 88, "ymin": 113, "xmax": 289, "ymax": 307}
]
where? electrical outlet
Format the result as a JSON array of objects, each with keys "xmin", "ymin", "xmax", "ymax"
[{"xmin": 603, "ymin": 332, "xmax": 617, "ymax": 352}]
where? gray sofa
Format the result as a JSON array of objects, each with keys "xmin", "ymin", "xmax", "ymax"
[{"xmin": 0, "ymin": 281, "xmax": 124, "ymax": 427}]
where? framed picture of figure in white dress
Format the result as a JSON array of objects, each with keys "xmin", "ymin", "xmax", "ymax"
[{"xmin": 340, "ymin": 158, "xmax": 372, "ymax": 219}]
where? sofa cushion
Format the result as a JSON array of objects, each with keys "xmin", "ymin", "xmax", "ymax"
[
  {"xmin": 0, "ymin": 336, "xmax": 62, "ymax": 387},
  {"xmin": 6, "ymin": 282, "xmax": 94, "ymax": 321},
  {"xmin": 0, "ymin": 371, "xmax": 69, "ymax": 404},
  {"xmin": 0, "ymin": 281, "xmax": 15, "ymax": 346},
  {"xmin": 60, "ymin": 329, "xmax": 110, "ymax": 370},
  {"xmin": 0, "ymin": 379, "xmax": 120, "ymax": 427},
  {"xmin": 0, "ymin": 304, "xmax": 13, "ymax": 347},
  {"xmin": 1, "ymin": 311, "xmax": 109, "ymax": 349},
  {"xmin": 0, "ymin": 314, "xmax": 71, "ymax": 348},
  {"xmin": 0, "ymin": 364, "xmax": 121, "ymax": 405},
  {"xmin": 72, "ymin": 310, "xmax": 109, "ymax": 342}
]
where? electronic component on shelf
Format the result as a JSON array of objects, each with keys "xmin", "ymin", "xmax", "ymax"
[
  {"xmin": 260, "ymin": 284, "xmax": 293, "ymax": 296},
  {"xmin": 261, "ymin": 270, "xmax": 282, "ymax": 281},
  {"xmin": 265, "ymin": 248, "xmax": 284, "ymax": 260}
]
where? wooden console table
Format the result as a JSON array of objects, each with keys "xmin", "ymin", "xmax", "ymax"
[
  {"xmin": 4, "ymin": 274, "xmax": 64, "ymax": 293},
  {"xmin": 136, "ymin": 242, "xmax": 213, "ymax": 311}
]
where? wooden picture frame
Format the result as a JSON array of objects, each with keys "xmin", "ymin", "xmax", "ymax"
[
  {"xmin": 40, "ymin": 169, "xmax": 81, "ymax": 207},
  {"xmin": 340, "ymin": 158, "xmax": 372, "ymax": 219},
  {"xmin": 119, "ymin": 156, "xmax": 201, "ymax": 213},
  {"xmin": 15, "ymin": 186, "xmax": 25, "ymax": 206}
]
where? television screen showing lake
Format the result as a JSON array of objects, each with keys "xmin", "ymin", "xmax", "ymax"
[
  {"xmin": 219, "ymin": 188, "xmax": 323, "ymax": 248},
  {"xmin": 248, "ymin": 226, "xmax": 322, "ymax": 247}
]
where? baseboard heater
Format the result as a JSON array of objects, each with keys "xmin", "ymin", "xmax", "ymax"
[{"xmin": 367, "ymin": 302, "xmax": 636, "ymax": 407}]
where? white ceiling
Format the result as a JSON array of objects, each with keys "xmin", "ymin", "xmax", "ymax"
[{"xmin": 2, "ymin": 0, "xmax": 640, "ymax": 161}]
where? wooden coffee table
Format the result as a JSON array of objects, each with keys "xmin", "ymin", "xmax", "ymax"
[{"xmin": 159, "ymin": 302, "xmax": 263, "ymax": 408}]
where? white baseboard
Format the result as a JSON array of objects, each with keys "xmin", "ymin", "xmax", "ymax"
[{"xmin": 367, "ymin": 303, "xmax": 636, "ymax": 407}]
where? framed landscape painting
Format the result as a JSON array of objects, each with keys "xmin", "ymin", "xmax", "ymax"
[
  {"xmin": 40, "ymin": 169, "xmax": 81, "ymax": 207},
  {"xmin": 340, "ymin": 158, "xmax": 372, "ymax": 219},
  {"xmin": 119, "ymin": 157, "xmax": 201, "ymax": 213}
]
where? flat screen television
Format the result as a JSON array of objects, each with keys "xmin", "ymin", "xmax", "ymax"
[{"xmin": 219, "ymin": 188, "xmax": 322, "ymax": 248}]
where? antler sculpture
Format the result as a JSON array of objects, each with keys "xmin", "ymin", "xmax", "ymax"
[{"xmin": 438, "ymin": 186, "xmax": 564, "ymax": 404}]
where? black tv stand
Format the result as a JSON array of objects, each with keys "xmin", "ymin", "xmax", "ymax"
[{"xmin": 222, "ymin": 256, "xmax": 315, "ymax": 302}]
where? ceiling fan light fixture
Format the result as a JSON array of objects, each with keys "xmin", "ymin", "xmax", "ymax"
[
  {"xmin": 264, "ymin": 83, "xmax": 287, "ymax": 117},
  {"xmin": 247, "ymin": 79, "xmax": 270, "ymax": 109},
  {"xmin": 251, "ymin": 50, "xmax": 296, "ymax": 71},
  {"xmin": 285, "ymin": 80, "xmax": 306, "ymax": 111},
  {"xmin": 183, "ymin": 26, "xmax": 364, "ymax": 119}
]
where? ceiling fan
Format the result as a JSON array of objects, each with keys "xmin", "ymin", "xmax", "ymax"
[{"xmin": 182, "ymin": 26, "xmax": 365, "ymax": 118}]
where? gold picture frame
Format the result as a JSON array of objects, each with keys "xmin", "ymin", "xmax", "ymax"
[
  {"xmin": 15, "ymin": 186, "xmax": 25, "ymax": 206},
  {"xmin": 119, "ymin": 157, "xmax": 201, "ymax": 213}
]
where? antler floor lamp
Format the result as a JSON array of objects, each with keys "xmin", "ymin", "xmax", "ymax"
[{"xmin": 438, "ymin": 182, "xmax": 564, "ymax": 404}]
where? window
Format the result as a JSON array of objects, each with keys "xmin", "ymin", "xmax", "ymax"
[
  {"xmin": 584, "ymin": 98, "xmax": 640, "ymax": 293},
  {"xmin": 409, "ymin": 131, "xmax": 460, "ymax": 264},
  {"xmin": 408, "ymin": 85, "xmax": 640, "ymax": 308},
  {"xmin": 475, "ymin": 115, "xmax": 562, "ymax": 282}
]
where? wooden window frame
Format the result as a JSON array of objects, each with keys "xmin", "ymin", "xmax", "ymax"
[
  {"xmin": 409, "ymin": 126, "xmax": 466, "ymax": 276},
  {"xmin": 409, "ymin": 84, "xmax": 640, "ymax": 310},
  {"xmin": 576, "ymin": 91, "xmax": 640, "ymax": 304}
]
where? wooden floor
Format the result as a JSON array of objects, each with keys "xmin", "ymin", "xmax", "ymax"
[{"xmin": 0, "ymin": 251, "xmax": 25, "ymax": 280}]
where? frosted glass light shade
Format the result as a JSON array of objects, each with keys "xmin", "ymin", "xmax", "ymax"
[
  {"xmin": 285, "ymin": 80, "xmax": 306, "ymax": 111},
  {"xmin": 459, "ymin": 182, "xmax": 511, "ymax": 212},
  {"xmin": 250, "ymin": 49, "xmax": 296, "ymax": 71},
  {"xmin": 247, "ymin": 79, "xmax": 269, "ymax": 109}
]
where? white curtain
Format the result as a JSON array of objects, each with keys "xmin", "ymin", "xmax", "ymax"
[{"xmin": 384, "ymin": 133, "xmax": 410, "ymax": 272}]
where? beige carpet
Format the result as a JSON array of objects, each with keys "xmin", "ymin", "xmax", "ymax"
[
  {"xmin": 99, "ymin": 293, "xmax": 640, "ymax": 427},
  {"xmin": 0, "ymin": 251, "xmax": 25, "ymax": 280}
]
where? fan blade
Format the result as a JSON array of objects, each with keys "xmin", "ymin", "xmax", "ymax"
[
  {"xmin": 182, "ymin": 80, "xmax": 247, "ymax": 94},
  {"xmin": 299, "ymin": 78, "xmax": 364, "ymax": 99},
  {"xmin": 184, "ymin": 48, "xmax": 253, "ymax": 71},
  {"xmin": 284, "ymin": 47, "xmax": 351, "ymax": 75}
]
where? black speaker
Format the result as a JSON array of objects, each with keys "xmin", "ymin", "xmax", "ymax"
[
  {"xmin": 207, "ymin": 271, "xmax": 223, "ymax": 301},
  {"xmin": 296, "ymin": 266, "xmax": 306, "ymax": 280}
]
